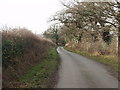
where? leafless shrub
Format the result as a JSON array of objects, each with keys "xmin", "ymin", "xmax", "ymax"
[{"xmin": 2, "ymin": 27, "xmax": 55, "ymax": 87}]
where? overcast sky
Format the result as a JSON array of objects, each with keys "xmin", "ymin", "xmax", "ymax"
[{"xmin": 0, "ymin": 0, "xmax": 63, "ymax": 34}]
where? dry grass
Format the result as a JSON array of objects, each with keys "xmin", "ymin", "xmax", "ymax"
[
  {"xmin": 67, "ymin": 37, "xmax": 118, "ymax": 57},
  {"xmin": 2, "ymin": 27, "xmax": 55, "ymax": 87}
]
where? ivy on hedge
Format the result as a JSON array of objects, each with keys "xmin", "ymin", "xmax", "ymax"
[{"xmin": 2, "ymin": 37, "xmax": 26, "ymax": 68}]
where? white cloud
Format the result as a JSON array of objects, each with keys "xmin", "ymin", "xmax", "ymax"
[{"xmin": 0, "ymin": 0, "xmax": 63, "ymax": 34}]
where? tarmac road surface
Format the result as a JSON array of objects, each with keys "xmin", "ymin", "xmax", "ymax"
[{"xmin": 56, "ymin": 47, "xmax": 118, "ymax": 88}]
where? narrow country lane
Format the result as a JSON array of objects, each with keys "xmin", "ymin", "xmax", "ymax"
[{"xmin": 56, "ymin": 47, "xmax": 118, "ymax": 88}]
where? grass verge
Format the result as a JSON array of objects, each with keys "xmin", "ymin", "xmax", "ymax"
[
  {"xmin": 65, "ymin": 47, "xmax": 119, "ymax": 72},
  {"xmin": 12, "ymin": 47, "xmax": 59, "ymax": 88}
]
